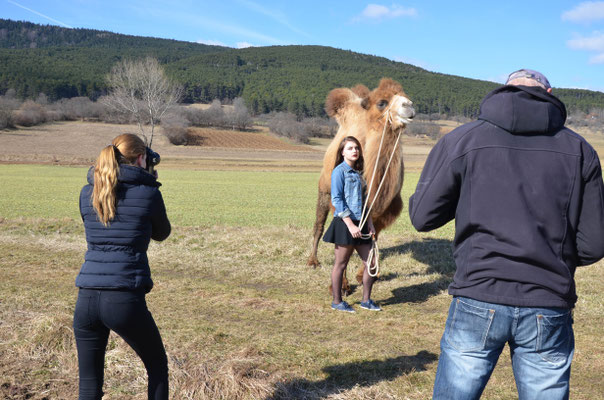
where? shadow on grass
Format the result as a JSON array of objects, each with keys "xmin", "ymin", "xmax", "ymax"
[
  {"xmin": 267, "ymin": 350, "xmax": 437, "ymax": 399},
  {"xmin": 381, "ymin": 238, "xmax": 456, "ymax": 305}
]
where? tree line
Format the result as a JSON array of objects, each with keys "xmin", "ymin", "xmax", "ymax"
[{"xmin": 0, "ymin": 89, "xmax": 255, "ymax": 141}]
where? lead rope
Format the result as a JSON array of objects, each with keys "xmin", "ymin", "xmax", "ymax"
[{"xmin": 357, "ymin": 104, "xmax": 403, "ymax": 277}]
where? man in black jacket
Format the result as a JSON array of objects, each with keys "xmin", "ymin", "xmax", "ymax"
[{"xmin": 409, "ymin": 69, "xmax": 604, "ymax": 399}]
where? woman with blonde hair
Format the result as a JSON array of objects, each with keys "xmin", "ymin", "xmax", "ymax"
[{"xmin": 73, "ymin": 133, "xmax": 171, "ymax": 399}]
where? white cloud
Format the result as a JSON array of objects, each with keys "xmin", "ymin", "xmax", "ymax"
[
  {"xmin": 390, "ymin": 4, "xmax": 418, "ymax": 17},
  {"xmin": 196, "ymin": 39, "xmax": 227, "ymax": 47},
  {"xmin": 567, "ymin": 32, "xmax": 604, "ymax": 51},
  {"xmin": 589, "ymin": 53, "xmax": 604, "ymax": 63},
  {"xmin": 562, "ymin": 1, "xmax": 604, "ymax": 23},
  {"xmin": 363, "ymin": 4, "xmax": 390, "ymax": 18},
  {"xmin": 567, "ymin": 32, "xmax": 604, "ymax": 65},
  {"xmin": 354, "ymin": 3, "xmax": 417, "ymax": 22},
  {"xmin": 236, "ymin": 42, "xmax": 254, "ymax": 48}
]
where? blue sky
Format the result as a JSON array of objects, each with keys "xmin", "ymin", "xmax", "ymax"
[{"xmin": 3, "ymin": 0, "xmax": 604, "ymax": 92}]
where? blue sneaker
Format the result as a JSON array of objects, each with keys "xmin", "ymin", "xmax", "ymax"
[
  {"xmin": 331, "ymin": 301, "xmax": 355, "ymax": 313},
  {"xmin": 360, "ymin": 299, "xmax": 382, "ymax": 311}
]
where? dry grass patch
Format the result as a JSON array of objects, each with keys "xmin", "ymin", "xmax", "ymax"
[
  {"xmin": 2, "ymin": 218, "xmax": 602, "ymax": 399},
  {"xmin": 187, "ymin": 127, "xmax": 315, "ymax": 152},
  {"xmin": 0, "ymin": 220, "xmax": 446, "ymax": 399}
]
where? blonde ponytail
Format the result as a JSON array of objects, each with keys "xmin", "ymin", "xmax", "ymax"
[
  {"xmin": 92, "ymin": 145, "xmax": 120, "ymax": 226},
  {"xmin": 91, "ymin": 133, "xmax": 146, "ymax": 226}
]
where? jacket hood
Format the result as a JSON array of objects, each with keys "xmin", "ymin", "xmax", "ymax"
[
  {"xmin": 478, "ymin": 85, "xmax": 566, "ymax": 134},
  {"xmin": 87, "ymin": 164, "xmax": 161, "ymax": 187}
]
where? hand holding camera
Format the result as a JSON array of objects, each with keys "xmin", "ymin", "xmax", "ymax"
[{"xmin": 146, "ymin": 147, "xmax": 161, "ymax": 176}]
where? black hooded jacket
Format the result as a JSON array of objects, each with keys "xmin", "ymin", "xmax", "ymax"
[{"xmin": 409, "ymin": 85, "xmax": 604, "ymax": 308}]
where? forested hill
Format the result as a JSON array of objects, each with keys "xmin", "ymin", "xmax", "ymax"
[
  {"xmin": 2, "ymin": 18, "xmax": 604, "ymax": 117},
  {"xmin": 0, "ymin": 18, "xmax": 227, "ymax": 53},
  {"xmin": 169, "ymin": 45, "xmax": 499, "ymax": 116}
]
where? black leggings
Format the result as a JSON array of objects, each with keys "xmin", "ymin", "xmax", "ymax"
[{"xmin": 73, "ymin": 288, "xmax": 168, "ymax": 400}]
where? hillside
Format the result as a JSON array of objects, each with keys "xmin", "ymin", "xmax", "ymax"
[
  {"xmin": 2, "ymin": 18, "xmax": 604, "ymax": 118},
  {"xmin": 168, "ymin": 45, "xmax": 500, "ymax": 117},
  {"xmin": 0, "ymin": 18, "xmax": 227, "ymax": 52}
]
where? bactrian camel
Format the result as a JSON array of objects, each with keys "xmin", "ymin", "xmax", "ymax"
[{"xmin": 307, "ymin": 78, "xmax": 415, "ymax": 293}]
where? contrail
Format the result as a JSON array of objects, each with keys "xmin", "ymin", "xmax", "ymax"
[
  {"xmin": 236, "ymin": 0, "xmax": 310, "ymax": 38},
  {"xmin": 6, "ymin": 0, "xmax": 73, "ymax": 28}
]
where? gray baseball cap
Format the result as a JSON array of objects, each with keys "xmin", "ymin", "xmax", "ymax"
[{"xmin": 506, "ymin": 69, "xmax": 551, "ymax": 89}]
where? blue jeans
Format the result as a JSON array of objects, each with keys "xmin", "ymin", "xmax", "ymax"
[
  {"xmin": 73, "ymin": 289, "xmax": 168, "ymax": 400},
  {"xmin": 433, "ymin": 297, "xmax": 574, "ymax": 400}
]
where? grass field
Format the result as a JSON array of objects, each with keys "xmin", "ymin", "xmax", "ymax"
[{"xmin": 1, "ymin": 161, "xmax": 603, "ymax": 400}]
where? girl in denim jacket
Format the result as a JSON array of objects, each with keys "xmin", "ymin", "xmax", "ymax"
[{"xmin": 323, "ymin": 136, "xmax": 380, "ymax": 312}]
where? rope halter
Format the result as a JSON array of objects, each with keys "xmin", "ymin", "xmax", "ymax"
[{"xmin": 357, "ymin": 98, "xmax": 404, "ymax": 277}]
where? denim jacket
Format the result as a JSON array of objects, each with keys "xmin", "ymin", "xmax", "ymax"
[{"xmin": 331, "ymin": 161, "xmax": 365, "ymax": 220}]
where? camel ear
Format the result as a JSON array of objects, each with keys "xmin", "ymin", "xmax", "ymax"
[
  {"xmin": 325, "ymin": 88, "xmax": 356, "ymax": 117},
  {"xmin": 351, "ymin": 84, "xmax": 370, "ymax": 98},
  {"xmin": 378, "ymin": 78, "xmax": 403, "ymax": 93},
  {"xmin": 360, "ymin": 97, "xmax": 370, "ymax": 110}
]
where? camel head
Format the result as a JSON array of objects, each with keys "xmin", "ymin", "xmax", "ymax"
[
  {"xmin": 361, "ymin": 78, "xmax": 415, "ymax": 130},
  {"xmin": 325, "ymin": 78, "xmax": 415, "ymax": 136}
]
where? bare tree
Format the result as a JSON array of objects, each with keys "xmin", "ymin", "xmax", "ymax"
[
  {"xmin": 0, "ymin": 95, "xmax": 19, "ymax": 129},
  {"xmin": 205, "ymin": 99, "xmax": 226, "ymax": 127},
  {"xmin": 103, "ymin": 57, "xmax": 182, "ymax": 146},
  {"xmin": 228, "ymin": 97, "xmax": 253, "ymax": 130},
  {"xmin": 13, "ymin": 100, "xmax": 48, "ymax": 127},
  {"xmin": 56, "ymin": 97, "xmax": 104, "ymax": 121}
]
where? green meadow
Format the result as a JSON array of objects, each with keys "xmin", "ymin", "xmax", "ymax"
[
  {"xmin": 0, "ymin": 165, "xmax": 429, "ymax": 234},
  {"xmin": 0, "ymin": 165, "xmax": 342, "ymax": 227},
  {"xmin": 0, "ymin": 163, "xmax": 601, "ymax": 399}
]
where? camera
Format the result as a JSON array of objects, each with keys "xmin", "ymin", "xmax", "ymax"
[{"xmin": 146, "ymin": 147, "xmax": 160, "ymax": 174}]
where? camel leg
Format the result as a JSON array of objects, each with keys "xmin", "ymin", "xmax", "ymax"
[
  {"xmin": 307, "ymin": 189, "xmax": 331, "ymax": 268},
  {"xmin": 356, "ymin": 265, "xmax": 366, "ymax": 285},
  {"xmin": 329, "ymin": 268, "xmax": 352, "ymax": 297},
  {"xmin": 354, "ymin": 194, "xmax": 403, "ymax": 284},
  {"xmin": 342, "ymin": 270, "xmax": 351, "ymax": 295},
  {"xmin": 308, "ymin": 190, "xmax": 353, "ymax": 296}
]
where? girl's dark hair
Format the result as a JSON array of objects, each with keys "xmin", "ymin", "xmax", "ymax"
[{"xmin": 334, "ymin": 136, "xmax": 364, "ymax": 171}]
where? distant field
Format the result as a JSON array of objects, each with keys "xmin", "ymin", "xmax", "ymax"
[
  {"xmin": 187, "ymin": 126, "xmax": 315, "ymax": 151},
  {"xmin": 1, "ymin": 163, "xmax": 603, "ymax": 399},
  {"xmin": 2, "ymin": 119, "xmax": 602, "ymax": 172},
  {"xmin": 0, "ymin": 121, "xmax": 322, "ymax": 167}
]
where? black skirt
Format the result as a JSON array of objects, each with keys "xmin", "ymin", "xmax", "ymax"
[{"xmin": 323, "ymin": 216, "xmax": 372, "ymax": 245}]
